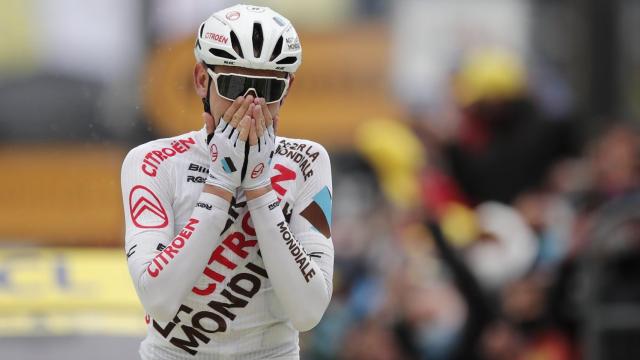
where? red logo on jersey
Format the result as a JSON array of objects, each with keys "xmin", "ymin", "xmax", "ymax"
[
  {"xmin": 251, "ymin": 163, "xmax": 264, "ymax": 179},
  {"xmin": 270, "ymin": 164, "xmax": 296, "ymax": 199},
  {"xmin": 129, "ymin": 185, "xmax": 169, "ymax": 228},
  {"xmin": 209, "ymin": 143, "xmax": 218, "ymax": 162}
]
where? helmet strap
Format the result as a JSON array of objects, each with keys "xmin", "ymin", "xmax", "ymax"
[
  {"xmin": 203, "ymin": 74, "xmax": 215, "ymax": 144},
  {"xmin": 202, "ymin": 74, "xmax": 213, "ymax": 115}
]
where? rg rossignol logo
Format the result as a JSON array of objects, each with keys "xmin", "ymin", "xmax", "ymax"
[
  {"xmin": 187, "ymin": 176, "xmax": 206, "ymax": 183},
  {"xmin": 209, "ymin": 144, "xmax": 218, "ymax": 162},
  {"xmin": 129, "ymin": 185, "xmax": 169, "ymax": 228},
  {"xmin": 251, "ymin": 163, "xmax": 264, "ymax": 179}
]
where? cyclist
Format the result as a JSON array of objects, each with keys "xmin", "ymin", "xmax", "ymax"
[{"xmin": 121, "ymin": 4, "xmax": 334, "ymax": 359}]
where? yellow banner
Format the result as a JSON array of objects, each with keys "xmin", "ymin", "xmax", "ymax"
[{"xmin": 0, "ymin": 247, "xmax": 145, "ymax": 335}]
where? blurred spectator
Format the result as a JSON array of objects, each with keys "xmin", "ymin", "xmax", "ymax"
[
  {"xmin": 587, "ymin": 125, "xmax": 639, "ymax": 197},
  {"xmin": 443, "ymin": 48, "xmax": 580, "ymax": 204},
  {"xmin": 300, "ymin": 63, "xmax": 640, "ymax": 360}
]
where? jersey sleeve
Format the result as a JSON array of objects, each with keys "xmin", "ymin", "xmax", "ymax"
[
  {"xmin": 247, "ymin": 144, "xmax": 334, "ymax": 331},
  {"xmin": 121, "ymin": 146, "xmax": 229, "ymax": 322}
]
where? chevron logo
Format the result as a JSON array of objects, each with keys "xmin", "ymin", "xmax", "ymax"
[{"xmin": 129, "ymin": 185, "xmax": 169, "ymax": 228}]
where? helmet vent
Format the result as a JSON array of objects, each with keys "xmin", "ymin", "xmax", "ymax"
[
  {"xmin": 209, "ymin": 48, "xmax": 236, "ymax": 60},
  {"xmin": 276, "ymin": 56, "xmax": 297, "ymax": 65},
  {"xmin": 199, "ymin": 23, "xmax": 205, "ymax": 38},
  {"xmin": 270, "ymin": 36, "xmax": 283, "ymax": 61},
  {"xmin": 252, "ymin": 23, "xmax": 264, "ymax": 58},
  {"xmin": 229, "ymin": 31, "xmax": 244, "ymax": 59}
]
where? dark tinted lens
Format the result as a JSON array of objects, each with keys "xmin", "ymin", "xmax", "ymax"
[
  {"xmin": 216, "ymin": 75, "xmax": 248, "ymax": 99},
  {"xmin": 216, "ymin": 74, "xmax": 286, "ymax": 102},
  {"xmin": 262, "ymin": 78, "xmax": 287, "ymax": 102}
]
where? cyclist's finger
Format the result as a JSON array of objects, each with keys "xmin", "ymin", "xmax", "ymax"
[
  {"xmin": 230, "ymin": 95, "xmax": 254, "ymax": 128},
  {"xmin": 261, "ymin": 99, "xmax": 273, "ymax": 129},
  {"xmin": 223, "ymin": 96, "xmax": 244, "ymax": 125},
  {"xmin": 253, "ymin": 101, "xmax": 265, "ymax": 138},
  {"xmin": 237, "ymin": 115, "xmax": 251, "ymax": 142},
  {"xmin": 249, "ymin": 118, "xmax": 258, "ymax": 146}
]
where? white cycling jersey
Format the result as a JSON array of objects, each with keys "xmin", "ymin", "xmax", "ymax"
[{"xmin": 121, "ymin": 127, "xmax": 334, "ymax": 360}]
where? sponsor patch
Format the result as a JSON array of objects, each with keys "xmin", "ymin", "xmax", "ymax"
[
  {"xmin": 274, "ymin": 140, "xmax": 320, "ymax": 181},
  {"xmin": 286, "ymin": 37, "xmax": 300, "ymax": 51},
  {"xmin": 156, "ymin": 260, "xmax": 267, "ymax": 356},
  {"xmin": 147, "ymin": 218, "xmax": 199, "ymax": 278},
  {"xmin": 141, "ymin": 137, "xmax": 196, "ymax": 177},
  {"xmin": 187, "ymin": 176, "xmax": 206, "ymax": 183},
  {"xmin": 251, "ymin": 163, "xmax": 264, "ymax": 179},
  {"xmin": 209, "ymin": 144, "xmax": 218, "ymax": 162},
  {"xmin": 246, "ymin": 5, "xmax": 265, "ymax": 13},
  {"xmin": 221, "ymin": 157, "xmax": 237, "ymax": 174},
  {"xmin": 268, "ymin": 200, "xmax": 280, "ymax": 211},
  {"xmin": 300, "ymin": 186, "xmax": 332, "ymax": 238},
  {"xmin": 270, "ymin": 164, "xmax": 296, "ymax": 199},
  {"xmin": 196, "ymin": 202, "xmax": 212, "ymax": 211},
  {"xmin": 276, "ymin": 221, "xmax": 315, "ymax": 282},
  {"xmin": 129, "ymin": 185, "xmax": 169, "ymax": 228},
  {"xmin": 188, "ymin": 163, "xmax": 208, "ymax": 174},
  {"xmin": 204, "ymin": 33, "xmax": 228, "ymax": 44},
  {"xmin": 153, "ymin": 222, "xmax": 266, "ymax": 356}
]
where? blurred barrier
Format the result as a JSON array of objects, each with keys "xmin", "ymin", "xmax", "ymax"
[
  {"xmin": 580, "ymin": 192, "xmax": 640, "ymax": 360},
  {"xmin": 0, "ymin": 247, "xmax": 144, "ymax": 336},
  {"xmin": 143, "ymin": 24, "xmax": 402, "ymax": 149},
  {"xmin": 0, "ymin": 146, "xmax": 125, "ymax": 245}
]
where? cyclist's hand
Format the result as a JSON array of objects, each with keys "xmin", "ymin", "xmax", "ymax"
[
  {"xmin": 204, "ymin": 95, "xmax": 254, "ymax": 194},
  {"xmin": 243, "ymin": 98, "xmax": 276, "ymax": 191}
]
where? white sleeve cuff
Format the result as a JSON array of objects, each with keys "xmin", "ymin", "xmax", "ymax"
[{"xmin": 247, "ymin": 190, "xmax": 279, "ymax": 212}]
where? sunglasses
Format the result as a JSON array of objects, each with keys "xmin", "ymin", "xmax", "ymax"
[{"xmin": 207, "ymin": 68, "xmax": 290, "ymax": 104}]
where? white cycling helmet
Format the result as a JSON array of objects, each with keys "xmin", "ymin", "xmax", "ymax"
[{"xmin": 194, "ymin": 4, "xmax": 302, "ymax": 73}]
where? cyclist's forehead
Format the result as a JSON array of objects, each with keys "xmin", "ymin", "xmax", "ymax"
[{"xmin": 216, "ymin": 65, "xmax": 287, "ymax": 79}]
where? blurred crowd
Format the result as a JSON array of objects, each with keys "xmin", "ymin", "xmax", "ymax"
[{"xmin": 302, "ymin": 49, "xmax": 640, "ymax": 360}]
